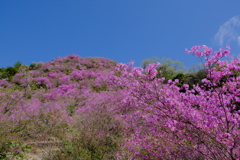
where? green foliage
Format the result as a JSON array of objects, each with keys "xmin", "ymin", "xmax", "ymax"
[
  {"xmin": 14, "ymin": 61, "xmax": 23, "ymax": 69},
  {"xmin": 188, "ymin": 63, "xmax": 205, "ymax": 73},
  {"xmin": 173, "ymin": 73, "xmax": 186, "ymax": 86},
  {"xmin": 91, "ymin": 82, "xmax": 108, "ymax": 93},
  {"xmin": 29, "ymin": 62, "xmax": 38, "ymax": 70},
  {"xmin": 157, "ymin": 58, "xmax": 187, "ymax": 82},
  {"xmin": 0, "ymin": 68, "xmax": 5, "ymax": 73},
  {"xmin": 114, "ymin": 71, "xmax": 122, "ymax": 77},
  {"xmin": 67, "ymin": 105, "xmax": 76, "ymax": 116},
  {"xmin": 63, "ymin": 68, "xmax": 72, "ymax": 75},
  {"xmin": 6, "ymin": 67, "xmax": 18, "ymax": 76},
  {"xmin": 51, "ymin": 112, "xmax": 122, "ymax": 160},
  {"xmin": 0, "ymin": 61, "xmax": 25, "ymax": 81},
  {"xmin": 0, "ymin": 141, "xmax": 31, "ymax": 160},
  {"xmin": 182, "ymin": 69, "xmax": 207, "ymax": 88},
  {"xmin": 0, "ymin": 67, "xmax": 18, "ymax": 81},
  {"xmin": 141, "ymin": 57, "xmax": 187, "ymax": 82},
  {"xmin": 76, "ymin": 65, "xmax": 81, "ymax": 70},
  {"xmin": 29, "ymin": 80, "xmax": 45, "ymax": 90},
  {"xmin": 141, "ymin": 57, "xmax": 208, "ymax": 87},
  {"xmin": 141, "ymin": 57, "xmax": 160, "ymax": 69}
]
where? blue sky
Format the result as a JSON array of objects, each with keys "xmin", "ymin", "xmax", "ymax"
[{"xmin": 1, "ymin": 0, "xmax": 240, "ymax": 68}]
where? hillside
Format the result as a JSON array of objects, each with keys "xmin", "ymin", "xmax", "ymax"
[{"xmin": 1, "ymin": 46, "xmax": 240, "ymax": 159}]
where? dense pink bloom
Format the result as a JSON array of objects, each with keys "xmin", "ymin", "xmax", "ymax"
[{"xmin": 0, "ymin": 47, "xmax": 240, "ymax": 159}]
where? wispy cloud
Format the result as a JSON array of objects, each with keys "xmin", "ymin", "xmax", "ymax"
[{"xmin": 214, "ymin": 15, "xmax": 240, "ymax": 47}]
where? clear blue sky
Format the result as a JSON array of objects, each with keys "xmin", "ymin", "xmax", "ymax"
[{"xmin": 1, "ymin": 0, "xmax": 240, "ymax": 68}]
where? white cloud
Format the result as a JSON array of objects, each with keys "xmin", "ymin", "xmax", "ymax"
[
  {"xmin": 214, "ymin": 15, "xmax": 240, "ymax": 47},
  {"xmin": 237, "ymin": 36, "xmax": 240, "ymax": 46}
]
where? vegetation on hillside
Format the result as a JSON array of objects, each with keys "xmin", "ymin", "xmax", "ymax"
[{"xmin": 0, "ymin": 46, "xmax": 240, "ymax": 159}]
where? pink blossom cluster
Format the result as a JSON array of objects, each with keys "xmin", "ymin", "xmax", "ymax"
[
  {"xmin": 0, "ymin": 46, "xmax": 239, "ymax": 159},
  {"xmin": 115, "ymin": 45, "xmax": 240, "ymax": 159}
]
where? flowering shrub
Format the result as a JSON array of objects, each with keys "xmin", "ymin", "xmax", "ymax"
[
  {"xmin": 0, "ymin": 47, "xmax": 239, "ymax": 159},
  {"xmin": 115, "ymin": 45, "xmax": 240, "ymax": 159}
]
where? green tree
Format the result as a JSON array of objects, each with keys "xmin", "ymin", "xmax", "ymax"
[
  {"xmin": 0, "ymin": 67, "xmax": 18, "ymax": 81},
  {"xmin": 188, "ymin": 63, "xmax": 205, "ymax": 73},
  {"xmin": 14, "ymin": 61, "xmax": 23, "ymax": 69},
  {"xmin": 141, "ymin": 57, "xmax": 160, "ymax": 69},
  {"xmin": 156, "ymin": 58, "xmax": 187, "ymax": 81},
  {"xmin": 141, "ymin": 57, "xmax": 187, "ymax": 82},
  {"xmin": 29, "ymin": 62, "xmax": 37, "ymax": 70}
]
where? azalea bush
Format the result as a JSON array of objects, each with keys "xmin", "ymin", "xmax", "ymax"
[
  {"xmin": 115, "ymin": 45, "xmax": 240, "ymax": 159},
  {"xmin": 0, "ymin": 46, "xmax": 239, "ymax": 159}
]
